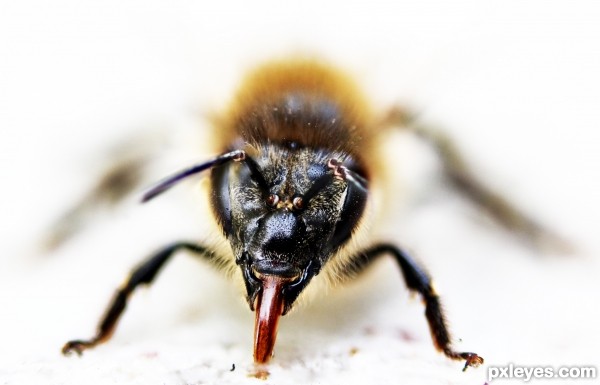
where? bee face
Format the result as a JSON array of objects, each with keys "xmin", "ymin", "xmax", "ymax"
[{"xmin": 211, "ymin": 143, "xmax": 367, "ymax": 316}]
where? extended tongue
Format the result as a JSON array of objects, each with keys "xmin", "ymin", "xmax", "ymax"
[{"xmin": 253, "ymin": 275, "xmax": 287, "ymax": 364}]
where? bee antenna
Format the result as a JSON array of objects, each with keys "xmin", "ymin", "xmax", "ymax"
[
  {"xmin": 327, "ymin": 159, "xmax": 368, "ymax": 190},
  {"xmin": 141, "ymin": 150, "xmax": 246, "ymax": 202}
]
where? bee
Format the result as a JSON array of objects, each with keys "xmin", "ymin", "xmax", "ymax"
[{"xmin": 59, "ymin": 58, "xmax": 568, "ymax": 371}]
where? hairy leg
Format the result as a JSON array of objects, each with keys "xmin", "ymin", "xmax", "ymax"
[
  {"xmin": 344, "ymin": 243, "xmax": 483, "ymax": 371},
  {"xmin": 379, "ymin": 107, "xmax": 572, "ymax": 253},
  {"xmin": 62, "ymin": 241, "xmax": 213, "ymax": 355}
]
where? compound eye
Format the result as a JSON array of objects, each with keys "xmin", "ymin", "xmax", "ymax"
[
  {"xmin": 266, "ymin": 193, "xmax": 279, "ymax": 207},
  {"xmin": 292, "ymin": 196, "xmax": 304, "ymax": 210}
]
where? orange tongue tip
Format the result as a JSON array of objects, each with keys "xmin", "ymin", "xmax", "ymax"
[{"xmin": 253, "ymin": 276, "xmax": 286, "ymax": 364}]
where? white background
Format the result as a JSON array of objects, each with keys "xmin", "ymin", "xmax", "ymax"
[{"xmin": 1, "ymin": 1, "xmax": 599, "ymax": 384}]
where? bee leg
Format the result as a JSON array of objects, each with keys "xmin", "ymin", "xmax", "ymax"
[
  {"xmin": 43, "ymin": 134, "xmax": 163, "ymax": 252},
  {"xmin": 62, "ymin": 241, "xmax": 210, "ymax": 356},
  {"xmin": 380, "ymin": 107, "xmax": 573, "ymax": 253},
  {"xmin": 354, "ymin": 244, "xmax": 484, "ymax": 371}
]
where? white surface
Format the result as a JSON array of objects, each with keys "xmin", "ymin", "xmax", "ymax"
[{"xmin": 1, "ymin": 1, "xmax": 599, "ymax": 384}]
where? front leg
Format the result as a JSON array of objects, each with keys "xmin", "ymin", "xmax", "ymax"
[
  {"xmin": 348, "ymin": 243, "xmax": 484, "ymax": 371},
  {"xmin": 62, "ymin": 241, "xmax": 212, "ymax": 356}
]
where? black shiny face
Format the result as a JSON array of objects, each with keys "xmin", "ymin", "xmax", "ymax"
[{"xmin": 211, "ymin": 144, "xmax": 367, "ymax": 314}]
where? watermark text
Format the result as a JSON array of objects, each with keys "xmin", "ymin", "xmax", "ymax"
[{"xmin": 488, "ymin": 364, "xmax": 596, "ymax": 382}]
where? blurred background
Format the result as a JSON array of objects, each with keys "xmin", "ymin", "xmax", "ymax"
[{"xmin": 1, "ymin": 1, "xmax": 599, "ymax": 384}]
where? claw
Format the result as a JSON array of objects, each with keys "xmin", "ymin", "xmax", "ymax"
[
  {"xmin": 461, "ymin": 352, "xmax": 484, "ymax": 371},
  {"xmin": 62, "ymin": 339, "xmax": 94, "ymax": 356}
]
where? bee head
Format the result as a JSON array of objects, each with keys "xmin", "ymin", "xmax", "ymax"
[{"xmin": 211, "ymin": 145, "xmax": 367, "ymax": 362}]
